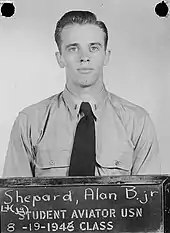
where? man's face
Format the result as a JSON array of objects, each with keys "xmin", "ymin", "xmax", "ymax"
[{"xmin": 56, "ymin": 24, "xmax": 110, "ymax": 89}]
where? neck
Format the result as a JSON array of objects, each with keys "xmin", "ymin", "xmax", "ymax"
[{"xmin": 66, "ymin": 80, "xmax": 104, "ymax": 100}]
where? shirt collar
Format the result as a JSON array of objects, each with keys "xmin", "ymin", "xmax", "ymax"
[{"xmin": 62, "ymin": 84, "xmax": 108, "ymax": 119}]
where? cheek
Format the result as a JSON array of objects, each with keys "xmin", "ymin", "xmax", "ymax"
[
  {"xmin": 64, "ymin": 55, "xmax": 79, "ymax": 69},
  {"xmin": 92, "ymin": 52, "xmax": 105, "ymax": 63},
  {"xmin": 93, "ymin": 56, "xmax": 105, "ymax": 69}
]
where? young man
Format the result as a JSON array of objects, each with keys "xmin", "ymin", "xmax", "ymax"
[{"xmin": 3, "ymin": 10, "xmax": 160, "ymax": 177}]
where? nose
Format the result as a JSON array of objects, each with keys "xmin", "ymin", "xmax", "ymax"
[
  {"xmin": 80, "ymin": 56, "xmax": 90, "ymax": 63},
  {"xmin": 79, "ymin": 49, "xmax": 90, "ymax": 63}
]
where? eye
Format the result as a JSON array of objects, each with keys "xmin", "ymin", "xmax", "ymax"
[
  {"xmin": 68, "ymin": 46, "xmax": 78, "ymax": 52},
  {"xmin": 90, "ymin": 45, "xmax": 100, "ymax": 52}
]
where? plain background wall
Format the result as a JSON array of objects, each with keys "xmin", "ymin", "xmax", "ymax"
[{"xmin": 0, "ymin": 0, "xmax": 170, "ymax": 176}]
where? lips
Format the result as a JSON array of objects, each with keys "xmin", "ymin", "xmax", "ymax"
[{"xmin": 77, "ymin": 68, "xmax": 94, "ymax": 74}]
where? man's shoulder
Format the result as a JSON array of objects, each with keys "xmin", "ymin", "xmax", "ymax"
[
  {"xmin": 108, "ymin": 92, "xmax": 149, "ymax": 120},
  {"xmin": 20, "ymin": 92, "xmax": 62, "ymax": 118}
]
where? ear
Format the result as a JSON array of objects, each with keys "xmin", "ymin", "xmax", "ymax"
[
  {"xmin": 104, "ymin": 49, "xmax": 111, "ymax": 66},
  {"xmin": 55, "ymin": 51, "xmax": 65, "ymax": 68}
]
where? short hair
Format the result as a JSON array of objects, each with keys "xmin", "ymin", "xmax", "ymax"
[{"xmin": 54, "ymin": 10, "xmax": 108, "ymax": 54}]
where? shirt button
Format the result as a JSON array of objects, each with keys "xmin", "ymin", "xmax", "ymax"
[{"xmin": 49, "ymin": 160, "xmax": 55, "ymax": 165}]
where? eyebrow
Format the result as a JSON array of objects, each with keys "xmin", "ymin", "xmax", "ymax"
[{"xmin": 65, "ymin": 42, "xmax": 103, "ymax": 49}]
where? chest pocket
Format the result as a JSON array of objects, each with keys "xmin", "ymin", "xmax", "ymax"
[
  {"xmin": 35, "ymin": 148, "xmax": 70, "ymax": 169},
  {"xmin": 96, "ymin": 141, "xmax": 134, "ymax": 175}
]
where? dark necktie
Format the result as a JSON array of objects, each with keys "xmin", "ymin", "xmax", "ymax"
[{"xmin": 68, "ymin": 102, "xmax": 96, "ymax": 176}]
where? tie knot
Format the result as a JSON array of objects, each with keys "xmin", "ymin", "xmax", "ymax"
[{"xmin": 80, "ymin": 102, "xmax": 93, "ymax": 116}]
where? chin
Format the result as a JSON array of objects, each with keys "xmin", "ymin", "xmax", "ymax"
[
  {"xmin": 76, "ymin": 75, "xmax": 98, "ymax": 87},
  {"xmin": 79, "ymin": 80, "xmax": 94, "ymax": 87}
]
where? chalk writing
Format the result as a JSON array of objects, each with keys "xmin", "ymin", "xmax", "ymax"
[
  {"xmin": 84, "ymin": 188, "xmax": 117, "ymax": 201},
  {"xmin": 3, "ymin": 189, "xmax": 73, "ymax": 207},
  {"xmin": 120, "ymin": 208, "xmax": 143, "ymax": 218},
  {"xmin": 79, "ymin": 221, "xmax": 114, "ymax": 231},
  {"xmin": 123, "ymin": 186, "xmax": 159, "ymax": 204},
  {"xmin": 70, "ymin": 208, "xmax": 116, "ymax": 219},
  {"xmin": 1, "ymin": 185, "xmax": 161, "ymax": 232}
]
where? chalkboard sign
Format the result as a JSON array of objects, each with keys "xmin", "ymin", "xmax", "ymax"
[{"xmin": 0, "ymin": 175, "xmax": 170, "ymax": 233}]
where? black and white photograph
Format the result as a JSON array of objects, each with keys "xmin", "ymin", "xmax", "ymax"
[{"xmin": 0, "ymin": 0, "xmax": 170, "ymax": 232}]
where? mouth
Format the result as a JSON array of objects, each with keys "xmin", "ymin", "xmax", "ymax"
[{"xmin": 77, "ymin": 68, "xmax": 94, "ymax": 74}]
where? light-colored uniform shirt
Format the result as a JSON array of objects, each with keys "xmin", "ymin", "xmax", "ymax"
[{"xmin": 2, "ymin": 84, "xmax": 160, "ymax": 177}]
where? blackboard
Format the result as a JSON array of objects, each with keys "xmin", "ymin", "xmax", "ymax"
[{"xmin": 0, "ymin": 175, "xmax": 170, "ymax": 233}]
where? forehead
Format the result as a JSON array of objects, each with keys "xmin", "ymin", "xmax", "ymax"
[{"xmin": 60, "ymin": 24, "xmax": 105, "ymax": 45}]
